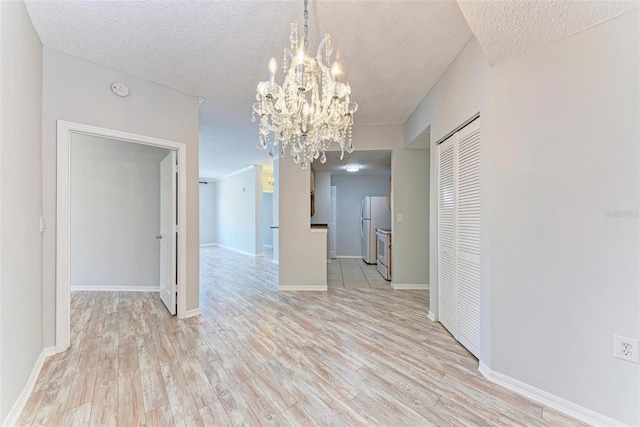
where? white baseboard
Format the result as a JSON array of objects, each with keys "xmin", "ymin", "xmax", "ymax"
[
  {"xmin": 200, "ymin": 243, "xmax": 217, "ymax": 247},
  {"xmin": 278, "ymin": 285, "xmax": 328, "ymax": 291},
  {"xmin": 70, "ymin": 285, "xmax": 160, "ymax": 292},
  {"xmin": 183, "ymin": 308, "xmax": 201, "ymax": 318},
  {"xmin": 478, "ymin": 362, "xmax": 625, "ymax": 427},
  {"xmin": 255, "ymin": 253, "xmax": 264, "ymax": 257},
  {"xmin": 391, "ymin": 283, "xmax": 430, "ymax": 290},
  {"xmin": 3, "ymin": 346, "xmax": 57, "ymax": 427},
  {"xmin": 427, "ymin": 311, "xmax": 436, "ymax": 321},
  {"xmin": 336, "ymin": 256, "xmax": 362, "ymax": 259},
  {"xmin": 215, "ymin": 244, "xmax": 258, "ymax": 257}
]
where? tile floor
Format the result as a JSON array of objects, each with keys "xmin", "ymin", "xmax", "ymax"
[{"xmin": 328, "ymin": 257, "xmax": 391, "ymax": 289}]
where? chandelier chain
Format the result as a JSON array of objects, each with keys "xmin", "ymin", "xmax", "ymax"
[{"xmin": 303, "ymin": 0, "xmax": 309, "ymax": 52}]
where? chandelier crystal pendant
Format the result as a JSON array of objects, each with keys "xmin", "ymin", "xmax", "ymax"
[{"xmin": 251, "ymin": 0, "xmax": 358, "ymax": 169}]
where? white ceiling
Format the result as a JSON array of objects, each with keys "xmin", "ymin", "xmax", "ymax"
[
  {"xmin": 457, "ymin": 0, "xmax": 638, "ymax": 65},
  {"xmin": 24, "ymin": 1, "xmax": 637, "ymax": 179},
  {"xmin": 312, "ymin": 150, "xmax": 392, "ymax": 176}
]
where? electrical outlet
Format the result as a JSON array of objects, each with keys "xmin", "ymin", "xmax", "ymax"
[{"xmin": 614, "ymin": 335, "xmax": 639, "ymax": 363}]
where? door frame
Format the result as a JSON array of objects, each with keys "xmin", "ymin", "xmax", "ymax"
[
  {"xmin": 56, "ymin": 120, "xmax": 188, "ymax": 352},
  {"xmin": 329, "ymin": 185, "xmax": 337, "ymax": 259}
]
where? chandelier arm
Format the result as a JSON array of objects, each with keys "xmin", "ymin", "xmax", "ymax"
[{"xmin": 316, "ymin": 37, "xmax": 327, "ymax": 62}]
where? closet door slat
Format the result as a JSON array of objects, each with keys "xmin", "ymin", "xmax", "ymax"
[{"xmin": 438, "ymin": 136, "xmax": 457, "ymax": 337}]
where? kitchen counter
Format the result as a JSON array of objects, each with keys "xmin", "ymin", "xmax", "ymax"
[{"xmin": 310, "ymin": 224, "xmax": 328, "ymax": 232}]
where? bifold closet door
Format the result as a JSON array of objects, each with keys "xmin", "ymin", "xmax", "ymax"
[
  {"xmin": 437, "ymin": 118, "xmax": 481, "ymax": 359},
  {"xmin": 438, "ymin": 136, "xmax": 457, "ymax": 337},
  {"xmin": 455, "ymin": 120, "xmax": 480, "ymax": 358}
]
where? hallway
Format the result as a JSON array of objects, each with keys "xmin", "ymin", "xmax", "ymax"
[{"xmin": 16, "ymin": 246, "xmax": 583, "ymax": 426}]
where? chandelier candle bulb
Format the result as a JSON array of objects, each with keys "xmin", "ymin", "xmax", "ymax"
[
  {"xmin": 268, "ymin": 57, "xmax": 277, "ymax": 93},
  {"xmin": 297, "ymin": 48, "xmax": 304, "ymax": 88},
  {"xmin": 331, "ymin": 62, "xmax": 339, "ymax": 84}
]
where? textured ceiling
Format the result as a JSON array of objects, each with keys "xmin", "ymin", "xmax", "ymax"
[
  {"xmin": 24, "ymin": 1, "xmax": 637, "ymax": 179},
  {"xmin": 24, "ymin": 1, "xmax": 472, "ymax": 179},
  {"xmin": 457, "ymin": 0, "xmax": 638, "ymax": 65},
  {"xmin": 312, "ymin": 150, "xmax": 392, "ymax": 176}
]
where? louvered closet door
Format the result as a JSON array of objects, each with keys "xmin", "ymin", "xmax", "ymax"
[
  {"xmin": 438, "ymin": 136, "xmax": 457, "ymax": 337},
  {"xmin": 437, "ymin": 118, "xmax": 481, "ymax": 359},
  {"xmin": 455, "ymin": 119, "xmax": 481, "ymax": 358}
]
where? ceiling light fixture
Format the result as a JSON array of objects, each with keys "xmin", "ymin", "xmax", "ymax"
[
  {"xmin": 252, "ymin": 0, "xmax": 358, "ymax": 169},
  {"xmin": 346, "ymin": 164, "xmax": 360, "ymax": 173}
]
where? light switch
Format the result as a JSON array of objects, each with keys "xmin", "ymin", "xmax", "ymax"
[{"xmin": 397, "ymin": 214, "xmax": 404, "ymax": 223}]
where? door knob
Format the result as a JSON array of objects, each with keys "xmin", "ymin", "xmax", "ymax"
[{"xmin": 155, "ymin": 235, "xmax": 163, "ymax": 239}]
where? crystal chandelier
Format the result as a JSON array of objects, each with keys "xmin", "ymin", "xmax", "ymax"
[{"xmin": 251, "ymin": 0, "xmax": 358, "ymax": 169}]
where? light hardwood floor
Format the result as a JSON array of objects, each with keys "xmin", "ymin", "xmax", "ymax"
[{"xmin": 17, "ymin": 246, "xmax": 585, "ymax": 426}]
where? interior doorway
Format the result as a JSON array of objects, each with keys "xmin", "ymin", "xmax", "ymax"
[
  {"xmin": 313, "ymin": 150, "xmax": 393, "ymax": 289},
  {"xmin": 56, "ymin": 121, "xmax": 188, "ymax": 352}
]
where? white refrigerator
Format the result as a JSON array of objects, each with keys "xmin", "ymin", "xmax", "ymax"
[{"xmin": 361, "ymin": 196, "xmax": 391, "ymax": 264}]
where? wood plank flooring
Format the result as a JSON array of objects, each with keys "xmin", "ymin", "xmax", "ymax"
[{"xmin": 16, "ymin": 246, "xmax": 586, "ymax": 426}]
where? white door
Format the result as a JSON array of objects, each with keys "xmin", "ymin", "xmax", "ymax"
[
  {"xmin": 159, "ymin": 151, "xmax": 177, "ymax": 315},
  {"xmin": 455, "ymin": 120, "xmax": 481, "ymax": 357},
  {"xmin": 437, "ymin": 118, "xmax": 481, "ymax": 358},
  {"xmin": 330, "ymin": 186, "xmax": 337, "ymax": 259},
  {"xmin": 438, "ymin": 135, "xmax": 457, "ymax": 338}
]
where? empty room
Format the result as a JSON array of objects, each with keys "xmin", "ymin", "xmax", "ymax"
[{"xmin": 0, "ymin": 1, "xmax": 638, "ymax": 426}]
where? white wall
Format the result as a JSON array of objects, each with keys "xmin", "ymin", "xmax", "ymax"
[
  {"xmin": 0, "ymin": 2, "xmax": 43, "ymax": 422},
  {"xmin": 311, "ymin": 172, "xmax": 331, "ymax": 225},
  {"xmin": 488, "ymin": 11, "xmax": 639, "ymax": 424},
  {"xmin": 263, "ymin": 193, "xmax": 273, "ymax": 247},
  {"xmin": 352, "ymin": 125, "xmax": 404, "ymax": 151},
  {"xmin": 331, "ymin": 175, "xmax": 390, "ymax": 257},
  {"xmin": 214, "ymin": 166, "xmax": 262, "ymax": 255},
  {"xmin": 199, "ymin": 181, "xmax": 216, "ymax": 245},
  {"xmin": 254, "ymin": 165, "xmax": 264, "ymax": 254},
  {"xmin": 403, "ymin": 11, "xmax": 639, "ymax": 425},
  {"xmin": 279, "ymin": 156, "xmax": 327, "ymax": 289},
  {"xmin": 391, "ymin": 148, "xmax": 429, "ymax": 286},
  {"xmin": 404, "ymin": 37, "xmax": 490, "ymax": 147},
  {"xmin": 42, "ymin": 48, "xmax": 200, "ymax": 347},
  {"xmin": 70, "ymin": 134, "xmax": 169, "ymax": 289},
  {"xmin": 272, "ymin": 157, "xmax": 280, "ymax": 262}
]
